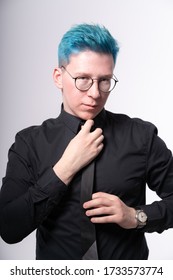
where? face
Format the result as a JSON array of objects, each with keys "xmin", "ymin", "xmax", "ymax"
[{"xmin": 53, "ymin": 50, "xmax": 115, "ymax": 120}]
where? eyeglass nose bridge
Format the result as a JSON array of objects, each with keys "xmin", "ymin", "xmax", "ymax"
[
  {"xmin": 76, "ymin": 78, "xmax": 101, "ymax": 92},
  {"xmin": 87, "ymin": 79, "xmax": 100, "ymax": 93},
  {"xmin": 88, "ymin": 78, "xmax": 99, "ymax": 89}
]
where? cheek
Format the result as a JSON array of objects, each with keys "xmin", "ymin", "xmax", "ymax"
[
  {"xmin": 63, "ymin": 90, "xmax": 81, "ymax": 108},
  {"xmin": 101, "ymin": 94, "xmax": 110, "ymax": 105}
]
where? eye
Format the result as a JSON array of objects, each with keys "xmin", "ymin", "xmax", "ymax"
[
  {"xmin": 76, "ymin": 77, "xmax": 92, "ymax": 86},
  {"xmin": 77, "ymin": 77, "xmax": 90, "ymax": 81},
  {"xmin": 100, "ymin": 78, "xmax": 110, "ymax": 83}
]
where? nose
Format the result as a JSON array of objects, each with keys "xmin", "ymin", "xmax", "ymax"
[{"xmin": 87, "ymin": 80, "xmax": 100, "ymax": 99}]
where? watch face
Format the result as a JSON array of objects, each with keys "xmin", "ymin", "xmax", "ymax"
[{"xmin": 138, "ymin": 211, "xmax": 147, "ymax": 223}]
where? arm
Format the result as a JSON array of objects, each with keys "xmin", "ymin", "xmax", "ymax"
[
  {"xmin": 0, "ymin": 120, "xmax": 104, "ymax": 243},
  {"xmin": 0, "ymin": 138, "xmax": 68, "ymax": 243},
  {"xmin": 139, "ymin": 131, "xmax": 173, "ymax": 233},
  {"xmin": 84, "ymin": 124, "xmax": 173, "ymax": 233},
  {"xmin": 53, "ymin": 120, "xmax": 104, "ymax": 185}
]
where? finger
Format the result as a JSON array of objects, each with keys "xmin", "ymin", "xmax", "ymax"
[
  {"xmin": 86, "ymin": 206, "xmax": 114, "ymax": 217},
  {"xmin": 95, "ymin": 134, "xmax": 104, "ymax": 145},
  {"xmin": 90, "ymin": 215, "xmax": 114, "ymax": 223},
  {"xmin": 81, "ymin": 119, "xmax": 94, "ymax": 133},
  {"xmin": 90, "ymin": 130, "xmax": 103, "ymax": 145},
  {"xmin": 96, "ymin": 142, "xmax": 104, "ymax": 154},
  {"xmin": 92, "ymin": 192, "xmax": 116, "ymax": 200},
  {"xmin": 83, "ymin": 197, "xmax": 111, "ymax": 209}
]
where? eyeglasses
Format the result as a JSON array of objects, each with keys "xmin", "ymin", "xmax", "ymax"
[{"xmin": 61, "ymin": 66, "xmax": 118, "ymax": 93}]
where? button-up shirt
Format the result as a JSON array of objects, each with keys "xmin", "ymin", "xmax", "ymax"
[{"xmin": 0, "ymin": 108, "xmax": 173, "ymax": 259}]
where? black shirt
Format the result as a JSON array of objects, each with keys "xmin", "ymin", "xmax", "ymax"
[{"xmin": 0, "ymin": 108, "xmax": 173, "ymax": 259}]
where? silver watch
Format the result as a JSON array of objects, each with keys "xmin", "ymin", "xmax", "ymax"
[{"xmin": 135, "ymin": 209, "xmax": 147, "ymax": 228}]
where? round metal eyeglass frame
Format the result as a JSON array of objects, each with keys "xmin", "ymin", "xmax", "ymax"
[{"xmin": 61, "ymin": 66, "xmax": 118, "ymax": 93}]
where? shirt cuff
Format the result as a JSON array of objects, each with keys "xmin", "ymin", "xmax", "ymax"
[
  {"xmin": 32, "ymin": 167, "xmax": 68, "ymax": 204},
  {"xmin": 136, "ymin": 203, "xmax": 165, "ymax": 233}
]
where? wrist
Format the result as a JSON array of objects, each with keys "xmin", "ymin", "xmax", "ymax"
[
  {"xmin": 135, "ymin": 208, "xmax": 148, "ymax": 229},
  {"xmin": 53, "ymin": 158, "xmax": 75, "ymax": 185},
  {"xmin": 130, "ymin": 207, "xmax": 138, "ymax": 228}
]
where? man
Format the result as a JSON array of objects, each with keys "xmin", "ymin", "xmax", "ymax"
[{"xmin": 0, "ymin": 23, "xmax": 173, "ymax": 260}]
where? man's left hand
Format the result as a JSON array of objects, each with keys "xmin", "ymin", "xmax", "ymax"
[{"xmin": 83, "ymin": 192, "xmax": 137, "ymax": 229}]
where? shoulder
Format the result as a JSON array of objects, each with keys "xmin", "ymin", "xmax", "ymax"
[
  {"xmin": 104, "ymin": 111, "xmax": 158, "ymax": 148},
  {"xmin": 105, "ymin": 110, "xmax": 157, "ymax": 134},
  {"xmin": 15, "ymin": 116, "xmax": 61, "ymax": 143}
]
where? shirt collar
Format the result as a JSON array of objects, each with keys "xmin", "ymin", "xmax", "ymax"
[{"xmin": 60, "ymin": 105, "xmax": 106, "ymax": 134}]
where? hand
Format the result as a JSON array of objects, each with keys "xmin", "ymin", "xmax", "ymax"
[
  {"xmin": 53, "ymin": 120, "xmax": 104, "ymax": 185},
  {"xmin": 83, "ymin": 192, "xmax": 137, "ymax": 229}
]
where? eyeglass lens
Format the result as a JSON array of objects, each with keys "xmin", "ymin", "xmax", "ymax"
[{"xmin": 75, "ymin": 77, "xmax": 116, "ymax": 92}]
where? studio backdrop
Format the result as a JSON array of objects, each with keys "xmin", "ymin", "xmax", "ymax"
[{"xmin": 0, "ymin": 0, "xmax": 173, "ymax": 259}]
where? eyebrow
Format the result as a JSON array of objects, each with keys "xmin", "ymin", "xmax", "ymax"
[{"xmin": 74, "ymin": 72, "xmax": 113, "ymax": 78}]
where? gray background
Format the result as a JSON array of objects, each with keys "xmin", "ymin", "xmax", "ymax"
[{"xmin": 0, "ymin": 0, "xmax": 173, "ymax": 259}]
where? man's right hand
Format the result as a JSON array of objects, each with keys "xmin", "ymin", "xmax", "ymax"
[{"xmin": 53, "ymin": 120, "xmax": 104, "ymax": 185}]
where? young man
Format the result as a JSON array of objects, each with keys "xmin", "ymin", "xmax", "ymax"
[{"xmin": 0, "ymin": 24, "xmax": 173, "ymax": 260}]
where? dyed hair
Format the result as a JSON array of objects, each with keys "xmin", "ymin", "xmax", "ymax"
[{"xmin": 58, "ymin": 23, "xmax": 119, "ymax": 66}]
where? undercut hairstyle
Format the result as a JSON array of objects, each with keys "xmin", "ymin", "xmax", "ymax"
[{"xmin": 58, "ymin": 23, "xmax": 119, "ymax": 66}]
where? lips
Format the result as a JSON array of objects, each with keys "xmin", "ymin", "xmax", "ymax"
[{"xmin": 83, "ymin": 104, "xmax": 97, "ymax": 109}]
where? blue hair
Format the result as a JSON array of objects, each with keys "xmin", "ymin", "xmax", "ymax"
[{"xmin": 58, "ymin": 23, "xmax": 119, "ymax": 66}]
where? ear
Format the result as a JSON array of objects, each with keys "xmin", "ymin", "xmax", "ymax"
[{"xmin": 53, "ymin": 67, "xmax": 63, "ymax": 89}]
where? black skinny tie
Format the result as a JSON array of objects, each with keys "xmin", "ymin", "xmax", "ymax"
[{"xmin": 80, "ymin": 160, "xmax": 98, "ymax": 259}]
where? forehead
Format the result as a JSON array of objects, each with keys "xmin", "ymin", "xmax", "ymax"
[{"xmin": 67, "ymin": 50, "xmax": 115, "ymax": 75}]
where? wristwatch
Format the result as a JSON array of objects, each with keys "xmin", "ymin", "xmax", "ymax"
[{"xmin": 135, "ymin": 209, "xmax": 148, "ymax": 228}]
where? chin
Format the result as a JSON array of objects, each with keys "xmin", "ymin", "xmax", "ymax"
[{"xmin": 79, "ymin": 111, "xmax": 99, "ymax": 120}]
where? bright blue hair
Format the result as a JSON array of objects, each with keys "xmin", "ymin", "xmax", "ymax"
[{"xmin": 58, "ymin": 23, "xmax": 119, "ymax": 66}]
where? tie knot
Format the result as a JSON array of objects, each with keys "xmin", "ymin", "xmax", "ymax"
[{"xmin": 77, "ymin": 121, "xmax": 85, "ymax": 132}]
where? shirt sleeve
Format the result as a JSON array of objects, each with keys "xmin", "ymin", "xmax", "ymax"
[
  {"xmin": 0, "ymin": 132, "xmax": 68, "ymax": 244},
  {"xmin": 138, "ymin": 123, "xmax": 173, "ymax": 233}
]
